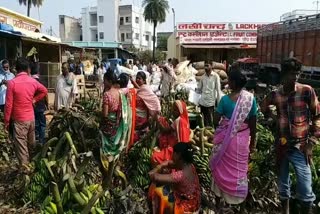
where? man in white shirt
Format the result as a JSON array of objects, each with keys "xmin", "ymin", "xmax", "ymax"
[
  {"xmin": 133, "ymin": 61, "xmax": 139, "ymax": 73},
  {"xmin": 0, "ymin": 59, "xmax": 15, "ymax": 112},
  {"xmin": 197, "ymin": 63, "xmax": 221, "ymax": 127}
]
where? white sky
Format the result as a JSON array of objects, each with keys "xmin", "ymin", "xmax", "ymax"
[{"xmin": 0, "ymin": 0, "xmax": 318, "ymax": 36}]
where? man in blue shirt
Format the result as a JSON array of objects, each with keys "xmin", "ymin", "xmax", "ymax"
[{"xmin": 0, "ymin": 59, "xmax": 15, "ymax": 112}]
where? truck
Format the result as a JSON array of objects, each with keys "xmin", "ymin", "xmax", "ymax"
[{"xmin": 257, "ymin": 14, "xmax": 320, "ymax": 87}]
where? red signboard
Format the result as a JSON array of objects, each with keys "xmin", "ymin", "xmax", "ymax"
[
  {"xmin": 13, "ymin": 19, "xmax": 37, "ymax": 31},
  {"xmin": 177, "ymin": 23, "xmax": 267, "ymax": 31}
]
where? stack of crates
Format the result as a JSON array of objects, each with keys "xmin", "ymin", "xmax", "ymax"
[{"xmin": 76, "ymin": 75, "xmax": 85, "ymax": 99}]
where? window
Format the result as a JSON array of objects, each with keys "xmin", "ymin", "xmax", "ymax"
[
  {"xmin": 126, "ymin": 33, "xmax": 132, "ymax": 39},
  {"xmin": 121, "ymin": 33, "xmax": 125, "ymax": 42},
  {"xmin": 99, "ymin": 32, "xmax": 104, "ymax": 39},
  {"xmin": 99, "ymin": 16, "xmax": 104, "ymax": 23},
  {"xmin": 135, "ymin": 17, "xmax": 139, "ymax": 24},
  {"xmin": 120, "ymin": 17, "xmax": 124, "ymax": 25},
  {"xmin": 135, "ymin": 33, "xmax": 139, "ymax": 40},
  {"xmin": 60, "ymin": 17, "xmax": 64, "ymax": 24},
  {"xmin": 125, "ymin": 17, "xmax": 131, "ymax": 23},
  {"xmin": 90, "ymin": 13, "xmax": 97, "ymax": 26},
  {"xmin": 145, "ymin": 35, "xmax": 149, "ymax": 41}
]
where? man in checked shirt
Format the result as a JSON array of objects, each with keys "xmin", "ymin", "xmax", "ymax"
[{"xmin": 261, "ymin": 58, "xmax": 320, "ymax": 214}]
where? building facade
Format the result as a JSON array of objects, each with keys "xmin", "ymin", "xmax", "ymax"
[
  {"xmin": 81, "ymin": 0, "xmax": 119, "ymax": 42},
  {"xmin": 119, "ymin": 5, "xmax": 153, "ymax": 50},
  {"xmin": 59, "ymin": 0, "xmax": 153, "ymax": 50},
  {"xmin": 157, "ymin": 32, "xmax": 172, "ymax": 51},
  {"xmin": 0, "ymin": 6, "xmax": 42, "ymax": 32},
  {"xmin": 167, "ymin": 22, "xmax": 267, "ymax": 63},
  {"xmin": 59, "ymin": 15, "xmax": 81, "ymax": 42}
]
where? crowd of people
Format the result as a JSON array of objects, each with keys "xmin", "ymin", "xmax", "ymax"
[{"xmin": 1, "ymin": 56, "xmax": 319, "ymax": 213}]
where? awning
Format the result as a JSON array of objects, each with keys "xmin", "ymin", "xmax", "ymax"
[
  {"xmin": 182, "ymin": 44, "xmax": 256, "ymax": 49},
  {"xmin": 0, "ymin": 29, "xmax": 22, "ymax": 38},
  {"xmin": 21, "ymin": 37, "xmax": 61, "ymax": 46},
  {"xmin": 14, "ymin": 27, "xmax": 61, "ymax": 43}
]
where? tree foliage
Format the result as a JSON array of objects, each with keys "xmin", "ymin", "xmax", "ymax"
[
  {"xmin": 142, "ymin": 0, "xmax": 169, "ymax": 61},
  {"xmin": 18, "ymin": 0, "xmax": 43, "ymax": 17},
  {"xmin": 136, "ymin": 50, "xmax": 167, "ymax": 64}
]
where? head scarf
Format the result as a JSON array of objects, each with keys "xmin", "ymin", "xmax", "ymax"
[{"xmin": 174, "ymin": 100, "xmax": 190, "ymax": 143}]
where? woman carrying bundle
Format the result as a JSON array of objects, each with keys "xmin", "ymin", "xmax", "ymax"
[
  {"xmin": 151, "ymin": 100, "xmax": 191, "ymax": 165},
  {"xmin": 209, "ymin": 67, "xmax": 257, "ymax": 206},
  {"xmin": 131, "ymin": 71, "xmax": 161, "ymax": 142},
  {"xmin": 149, "ymin": 143, "xmax": 201, "ymax": 214}
]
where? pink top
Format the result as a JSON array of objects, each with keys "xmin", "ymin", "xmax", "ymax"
[
  {"xmin": 4, "ymin": 72, "xmax": 48, "ymax": 125},
  {"xmin": 171, "ymin": 165, "xmax": 201, "ymax": 212},
  {"xmin": 103, "ymin": 90, "xmax": 120, "ymax": 113}
]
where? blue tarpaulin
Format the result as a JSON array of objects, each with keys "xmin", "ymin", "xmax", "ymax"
[{"xmin": 0, "ymin": 23, "xmax": 22, "ymax": 37}]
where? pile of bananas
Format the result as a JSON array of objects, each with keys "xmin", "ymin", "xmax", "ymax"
[
  {"xmin": 190, "ymin": 127, "xmax": 215, "ymax": 151},
  {"xmin": 127, "ymin": 142, "xmax": 152, "ymax": 189},
  {"xmin": 20, "ymin": 130, "xmax": 111, "ymax": 213},
  {"xmin": 193, "ymin": 147, "xmax": 212, "ymax": 189},
  {"xmin": 190, "ymin": 127, "xmax": 214, "ymax": 189},
  {"xmin": 23, "ymin": 159, "xmax": 50, "ymax": 203}
]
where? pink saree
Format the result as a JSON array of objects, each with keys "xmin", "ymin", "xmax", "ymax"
[{"xmin": 209, "ymin": 90, "xmax": 254, "ymax": 201}]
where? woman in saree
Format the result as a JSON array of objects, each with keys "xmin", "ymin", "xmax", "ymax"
[
  {"xmin": 131, "ymin": 71, "xmax": 161, "ymax": 142},
  {"xmin": 149, "ymin": 143, "xmax": 201, "ymax": 214},
  {"xmin": 151, "ymin": 100, "xmax": 191, "ymax": 165},
  {"xmin": 117, "ymin": 73, "xmax": 137, "ymax": 152},
  {"xmin": 209, "ymin": 67, "xmax": 257, "ymax": 206},
  {"xmin": 100, "ymin": 69, "xmax": 130, "ymax": 170}
]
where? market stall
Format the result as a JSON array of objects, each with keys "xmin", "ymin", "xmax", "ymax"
[{"xmin": 168, "ymin": 22, "xmax": 266, "ymax": 64}]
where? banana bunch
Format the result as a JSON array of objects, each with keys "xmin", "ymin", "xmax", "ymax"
[
  {"xmin": 190, "ymin": 126, "xmax": 214, "ymax": 189},
  {"xmin": 193, "ymin": 147, "xmax": 212, "ymax": 189},
  {"xmin": 128, "ymin": 143, "xmax": 152, "ymax": 189},
  {"xmin": 190, "ymin": 127, "xmax": 215, "ymax": 151},
  {"xmin": 41, "ymin": 196, "xmax": 58, "ymax": 214},
  {"xmin": 186, "ymin": 105, "xmax": 198, "ymax": 114},
  {"xmin": 23, "ymin": 159, "xmax": 50, "ymax": 204}
]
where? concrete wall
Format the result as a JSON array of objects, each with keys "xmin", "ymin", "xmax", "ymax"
[
  {"xmin": 167, "ymin": 32, "xmax": 176, "ymax": 59},
  {"xmin": 97, "ymin": 0, "xmax": 119, "ymax": 42},
  {"xmin": 119, "ymin": 5, "xmax": 153, "ymax": 50},
  {"xmin": 79, "ymin": 1, "xmax": 152, "ymax": 50},
  {"xmin": 59, "ymin": 15, "xmax": 81, "ymax": 42}
]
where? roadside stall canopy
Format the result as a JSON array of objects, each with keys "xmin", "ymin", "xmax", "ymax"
[{"xmin": 14, "ymin": 27, "xmax": 61, "ymax": 43}]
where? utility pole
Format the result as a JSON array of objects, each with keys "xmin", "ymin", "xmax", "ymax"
[
  {"xmin": 47, "ymin": 26, "xmax": 53, "ymax": 36},
  {"xmin": 172, "ymin": 8, "xmax": 175, "ymax": 31},
  {"xmin": 314, "ymin": 0, "xmax": 320, "ymax": 13}
]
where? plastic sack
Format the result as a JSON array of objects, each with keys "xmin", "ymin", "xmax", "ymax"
[{"xmin": 188, "ymin": 90, "xmax": 201, "ymax": 106}]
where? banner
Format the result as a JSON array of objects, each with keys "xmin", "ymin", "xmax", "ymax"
[
  {"xmin": 177, "ymin": 22, "xmax": 267, "ymax": 31},
  {"xmin": 177, "ymin": 22, "xmax": 267, "ymax": 44}
]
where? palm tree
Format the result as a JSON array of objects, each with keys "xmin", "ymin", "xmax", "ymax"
[
  {"xmin": 18, "ymin": 0, "xmax": 43, "ymax": 17},
  {"xmin": 142, "ymin": 0, "xmax": 169, "ymax": 62}
]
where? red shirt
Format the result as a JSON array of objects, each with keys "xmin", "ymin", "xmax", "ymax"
[{"xmin": 4, "ymin": 72, "xmax": 48, "ymax": 125}]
